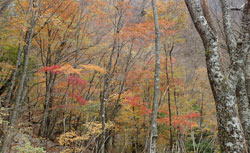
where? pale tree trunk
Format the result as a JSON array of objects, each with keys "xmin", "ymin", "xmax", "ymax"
[
  {"xmin": 185, "ymin": 0, "xmax": 248, "ymax": 152},
  {"xmin": 99, "ymin": 30, "xmax": 116, "ymax": 153},
  {"xmin": 1, "ymin": 1, "xmax": 38, "ymax": 152},
  {"xmin": 148, "ymin": 0, "xmax": 161, "ymax": 152},
  {"xmin": 219, "ymin": 0, "xmax": 250, "ymax": 151}
]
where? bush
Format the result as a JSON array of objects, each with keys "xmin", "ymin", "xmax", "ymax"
[{"xmin": 15, "ymin": 140, "xmax": 45, "ymax": 153}]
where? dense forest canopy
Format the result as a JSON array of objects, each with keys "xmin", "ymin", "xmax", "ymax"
[{"xmin": 0, "ymin": 0, "xmax": 249, "ymax": 153}]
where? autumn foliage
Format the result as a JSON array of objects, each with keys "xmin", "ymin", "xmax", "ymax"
[{"xmin": 0, "ymin": 0, "xmax": 217, "ymax": 152}]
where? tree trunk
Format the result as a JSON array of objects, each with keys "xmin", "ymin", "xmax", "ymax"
[
  {"xmin": 148, "ymin": 0, "xmax": 161, "ymax": 152},
  {"xmin": 164, "ymin": 44, "xmax": 173, "ymax": 151},
  {"xmin": 5, "ymin": 45, "xmax": 22, "ymax": 105},
  {"xmin": 241, "ymin": 1, "xmax": 250, "ymax": 150},
  {"xmin": 99, "ymin": 35, "xmax": 116, "ymax": 153},
  {"xmin": 185, "ymin": 0, "xmax": 248, "ymax": 152},
  {"xmin": 41, "ymin": 73, "xmax": 56, "ymax": 137}
]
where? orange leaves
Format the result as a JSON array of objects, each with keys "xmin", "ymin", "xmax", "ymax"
[
  {"xmin": 39, "ymin": 65, "xmax": 61, "ymax": 73},
  {"xmin": 158, "ymin": 112, "xmax": 200, "ymax": 131},
  {"xmin": 120, "ymin": 21, "xmax": 153, "ymax": 41},
  {"xmin": 39, "ymin": 64, "xmax": 81, "ymax": 74},
  {"xmin": 184, "ymin": 112, "xmax": 200, "ymax": 119},
  {"xmin": 57, "ymin": 64, "xmax": 82, "ymax": 75},
  {"xmin": 18, "ymin": 1, "xmax": 30, "ymax": 10},
  {"xmin": 159, "ymin": 20, "xmax": 177, "ymax": 35},
  {"xmin": 124, "ymin": 96, "xmax": 152, "ymax": 115},
  {"xmin": 125, "ymin": 96, "xmax": 141, "ymax": 107},
  {"xmin": 70, "ymin": 93, "xmax": 88, "ymax": 105},
  {"xmin": 67, "ymin": 75, "xmax": 87, "ymax": 87},
  {"xmin": 116, "ymin": 1, "xmax": 131, "ymax": 10},
  {"xmin": 38, "ymin": 63, "xmax": 107, "ymax": 111},
  {"xmin": 39, "ymin": 64, "xmax": 106, "ymax": 75},
  {"xmin": 41, "ymin": 0, "xmax": 79, "ymax": 20},
  {"xmin": 80, "ymin": 64, "xmax": 106, "ymax": 74},
  {"xmin": 120, "ymin": 20, "xmax": 176, "ymax": 44},
  {"xmin": 87, "ymin": 0, "xmax": 108, "ymax": 16}
]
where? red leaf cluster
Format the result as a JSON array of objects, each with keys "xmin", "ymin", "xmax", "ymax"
[
  {"xmin": 70, "ymin": 93, "xmax": 88, "ymax": 105},
  {"xmin": 39, "ymin": 65, "xmax": 61, "ymax": 74},
  {"xmin": 158, "ymin": 112, "xmax": 200, "ymax": 130},
  {"xmin": 67, "ymin": 75, "xmax": 87, "ymax": 87},
  {"xmin": 125, "ymin": 96, "xmax": 152, "ymax": 115}
]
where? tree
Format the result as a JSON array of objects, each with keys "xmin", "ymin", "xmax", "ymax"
[
  {"xmin": 1, "ymin": 0, "xmax": 39, "ymax": 152},
  {"xmin": 148, "ymin": 0, "xmax": 161, "ymax": 153},
  {"xmin": 184, "ymin": 0, "xmax": 250, "ymax": 152}
]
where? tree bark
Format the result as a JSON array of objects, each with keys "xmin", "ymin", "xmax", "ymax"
[
  {"xmin": 241, "ymin": 1, "xmax": 250, "ymax": 150},
  {"xmin": 148, "ymin": 0, "xmax": 161, "ymax": 152}
]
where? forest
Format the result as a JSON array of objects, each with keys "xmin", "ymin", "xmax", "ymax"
[{"xmin": 0, "ymin": 0, "xmax": 249, "ymax": 152}]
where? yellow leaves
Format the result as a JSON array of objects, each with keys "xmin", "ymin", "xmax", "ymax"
[
  {"xmin": 84, "ymin": 122, "xmax": 102, "ymax": 136},
  {"xmin": 80, "ymin": 64, "xmax": 106, "ymax": 74},
  {"xmin": 0, "ymin": 62, "xmax": 14, "ymax": 70},
  {"xmin": 58, "ymin": 121, "xmax": 114, "ymax": 152},
  {"xmin": 46, "ymin": 63, "xmax": 106, "ymax": 75},
  {"xmin": 57, "ymin": 64, "xmax": 81, "ymax": 75},
  {"xmin": 19, "ymin": 1, "xmax": 30, "ymax": 10},
  {"xmin": 83, "ymin": 121, "xmax": 114, "ymax": 136},
  {"xmin": 58, "ymin": 131, "xmax": 89, "ymax": 146},
  {"xmin": 60, "ymin": 148, "xmax": 83, "ymax": 153},
  {"xmin": 0, "ymin": 62, "xmax": 14, "ymax": 80}
]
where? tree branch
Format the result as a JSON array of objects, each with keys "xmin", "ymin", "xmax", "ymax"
[
  {"xmin": 230, "ymin": 3, "xmax": 246, "ymax": 11},
  {"xmin": 220, "ymin": 0, "xmax": 237, "ymax": 61}
]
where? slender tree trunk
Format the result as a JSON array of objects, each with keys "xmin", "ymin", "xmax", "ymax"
[
  {"xmin": 1, "ymin": 1, "xmax": 38, "ymax": 152},
  {"xmin": 5, "ymin": 45, "xmax": 22, "ymax": 105},
  {"xmin": 41, "ymin": 73, "xmax": 56, "ymax": 137},
  {"xmin": 99, "ymin": 37, "xmax": 116, "ymax": 153},
  {"xmin": 199, "ymin": 93, "xmax": 204, "ymax": 128},
  {"xmin": 164, "ymin": 44, "xmax": 173, "ymax": 151},
  {"xmin": 148, "ymin": 0, "xmax": 161, "ymax": 152},
  {"xmin": 169, "ymin": 47, "xmax": 178, "ymax": 116}
]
